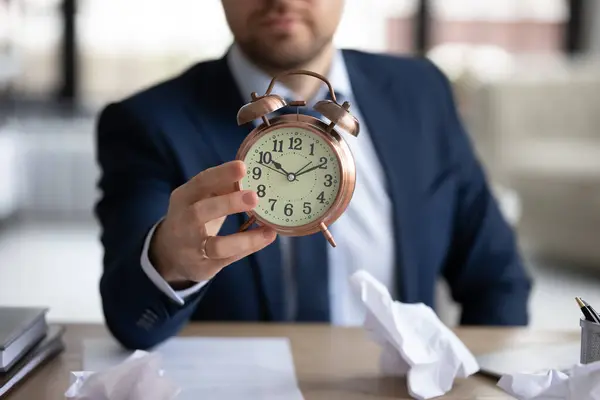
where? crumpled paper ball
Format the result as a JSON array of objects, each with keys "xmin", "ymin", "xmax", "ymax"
[
  {"xmin": 350, "ymin": 269, "xmax": 479, "ymax": 400},
  {"xmin": 64, "ymin": 350, "xmax": 180, "ymax": 400},
  {"xmin": 497, "ymin": 360, "xmax": 600, "ymax": 400}
]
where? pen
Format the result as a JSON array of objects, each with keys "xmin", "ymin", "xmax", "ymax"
[
  {"xmin": 582, "ymin": 298, "xmax": 600, "ymax": 322},
  {"xmin": 576, "ymin": 297, "xmax": 600, "ymax": 324}
]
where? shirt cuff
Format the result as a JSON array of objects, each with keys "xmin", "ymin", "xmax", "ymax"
[{"xmin": 140, "ymin": 218, "xmax": 209, "ymax": 306}]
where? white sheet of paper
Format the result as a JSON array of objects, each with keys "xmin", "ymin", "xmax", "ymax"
[{"xmin": 83, "ymin": 337, "xmax": 304, "ymax": 400}]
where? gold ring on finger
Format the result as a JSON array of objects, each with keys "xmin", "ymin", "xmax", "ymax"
[{"xmin": 200, "ymin": 236, "xmax": 213, "ymax": 260}]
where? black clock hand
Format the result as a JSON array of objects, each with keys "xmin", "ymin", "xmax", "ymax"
[
  {"xmin": 295, "ymin": 161, "xmax": 327, "ymax": 177},
  {"xmin": 271, "ymin": 160, "xmax": 291, "ymax": 175},
  {"xmin": 294, "ymin": 161, "xmax": 312, "ymax": 175},
  {"xmin": 258, "ymin": 161, "xmax": 299, "ymax": 181},
  {"xmin": 257, "ymin": 161, "xmax": 287, "ymax": 178}
]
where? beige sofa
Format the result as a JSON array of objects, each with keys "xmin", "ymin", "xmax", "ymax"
[{"xmin": 461, "ymin": 58, "xmax": 600, "ymax": 268}]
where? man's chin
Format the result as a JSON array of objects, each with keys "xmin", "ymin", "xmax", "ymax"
[
  {"xmin": 268, "ymin": 49, "xmax": 314, "ymax": 68},
  {"xmin": 239, "ymin": 39, "xmax": 328, "ymax": 71}
]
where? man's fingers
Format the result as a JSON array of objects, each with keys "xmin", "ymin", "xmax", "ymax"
[
  {"xmin": 193, "ymin": 190, "xmax": 258, "ymax": 224},
  {"xmin": 187, "ymin": 226, "xmax": 276, "ymax": 282},
  {"xmin": 204, "ymin": 226, "xmax": 277, "ymax": 260},
  {"xmin": 173, "ymin": 161, "xmax": 247, "ymax": 205},
  {"xmin": 201, "ymin": 241, "xmax": 274, "ymax": 280}
]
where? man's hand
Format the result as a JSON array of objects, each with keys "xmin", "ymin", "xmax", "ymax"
[{"xmin": 149, "ymin": 160, "xmax": 276, "ymax": 287}]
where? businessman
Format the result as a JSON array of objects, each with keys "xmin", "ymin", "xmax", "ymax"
[{"xmin": 95, "ymin": 0, "xmax": 532, "ymax": 350}]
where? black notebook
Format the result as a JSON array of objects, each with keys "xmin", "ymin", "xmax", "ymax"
[
  {"xmin": 0, "ymin": 307, "xmax": 48, "ymax": 373},
  {"xmin": 0, "ymin": 325, "xmax": 65, "ymax": 398}
]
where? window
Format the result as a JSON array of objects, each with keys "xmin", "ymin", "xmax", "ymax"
[
  {"xmin": 429, "ymin": 0, "xmax": 569, "ymax": 54},
  {"xmin": 384, "ymin": 0, "xmax": 419, "ymax": 54},
  {"xmin": 14, "ymin": 0, "xmax": 403, "ymax": 105}
]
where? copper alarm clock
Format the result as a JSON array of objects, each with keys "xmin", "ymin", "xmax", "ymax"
[{"xmin": 235, "ymin": 70, "xmax": 359, "ymax": 247}]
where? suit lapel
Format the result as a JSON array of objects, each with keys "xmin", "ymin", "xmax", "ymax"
[
  {"xmin": 343, "ymin": 51, "xmax": 418, "ymax": 302},
  {"xmin": 187, "ymin": 57, "xmax": 285, "ymax": 320}
]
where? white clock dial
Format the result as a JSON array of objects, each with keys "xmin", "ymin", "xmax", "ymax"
[{"xmin": 241, "ymin": 126, "xmax": 342, "ymax": 228}]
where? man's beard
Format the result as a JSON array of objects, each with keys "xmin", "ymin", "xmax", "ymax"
[{"xmin": 237, "ymin": 34, "xmax": 332, "ymax": 72}]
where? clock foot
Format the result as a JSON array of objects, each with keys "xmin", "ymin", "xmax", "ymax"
[
  {"xmin": 239, "ymin": 215, "xmax": 257, "ymax": 232},
  {"xmin": 320, "ymin": 222, "xmax": 336, "ymax": 247}
]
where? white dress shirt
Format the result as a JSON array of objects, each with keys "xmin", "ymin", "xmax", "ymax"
[{"xmin": 140, "ymin": 44, "xmax": 396, "ymax": 326}]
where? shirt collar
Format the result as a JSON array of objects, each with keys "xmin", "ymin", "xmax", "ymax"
[{"xmin": 226, "ymin": 43, "xmax": 353, "ymax": 106}]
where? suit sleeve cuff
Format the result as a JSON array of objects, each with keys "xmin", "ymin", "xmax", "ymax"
[{"xmin": 140, "ymin": 218, "xmax": 209, "ymax": 306}]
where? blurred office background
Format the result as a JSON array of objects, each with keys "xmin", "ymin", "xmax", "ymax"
[{"xmin": 0, "ymin": 0, "xmax": 599, "ymax": 328}]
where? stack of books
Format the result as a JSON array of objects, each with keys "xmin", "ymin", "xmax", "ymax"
[{"xmin": 0, "ymin": 307, "xmax": 65, "ymax": 397}]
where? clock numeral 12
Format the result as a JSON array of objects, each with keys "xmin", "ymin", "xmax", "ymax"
[{"xmin": 288, "ymin": 137, "xmax": 302, "ymax": 150}]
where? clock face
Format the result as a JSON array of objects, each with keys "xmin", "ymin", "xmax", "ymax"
[{"xmin": 241, "ymin": 126, "xmax": 342, "ymax": 228}]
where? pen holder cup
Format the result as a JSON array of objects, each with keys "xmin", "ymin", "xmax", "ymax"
[{"xmin": 580, "ymin": 318, "xmax": 600, "ymax": 364}]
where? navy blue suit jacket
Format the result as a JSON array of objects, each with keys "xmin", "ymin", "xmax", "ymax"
[{"xmin": 95, "ymin": 49, "xmax": 532, "ymax": 350}]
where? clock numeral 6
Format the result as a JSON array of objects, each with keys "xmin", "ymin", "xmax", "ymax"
[
  {"xmin": 303, "ymin": 202, "xmax": 312, "ymax": 215},
  {"xmin": 257, "ymin": 184, "xmax": 266, "ymax": 198},
  {"xmin": 284, "ymin": 203, "xmax": 293, "ymax": 216},
  {"xmin": 324, "ymin": 174, "xmax": 333, "ymax": 187}
]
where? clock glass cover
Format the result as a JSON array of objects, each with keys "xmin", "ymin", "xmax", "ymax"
[{"xmin": 241, "ymin": 126, "xmax": 342, "ymax": 227}]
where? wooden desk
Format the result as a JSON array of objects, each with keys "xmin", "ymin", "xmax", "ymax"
[{"xmin": 5, "ymin": 323, "xmax": 579, "ymax": 400}]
